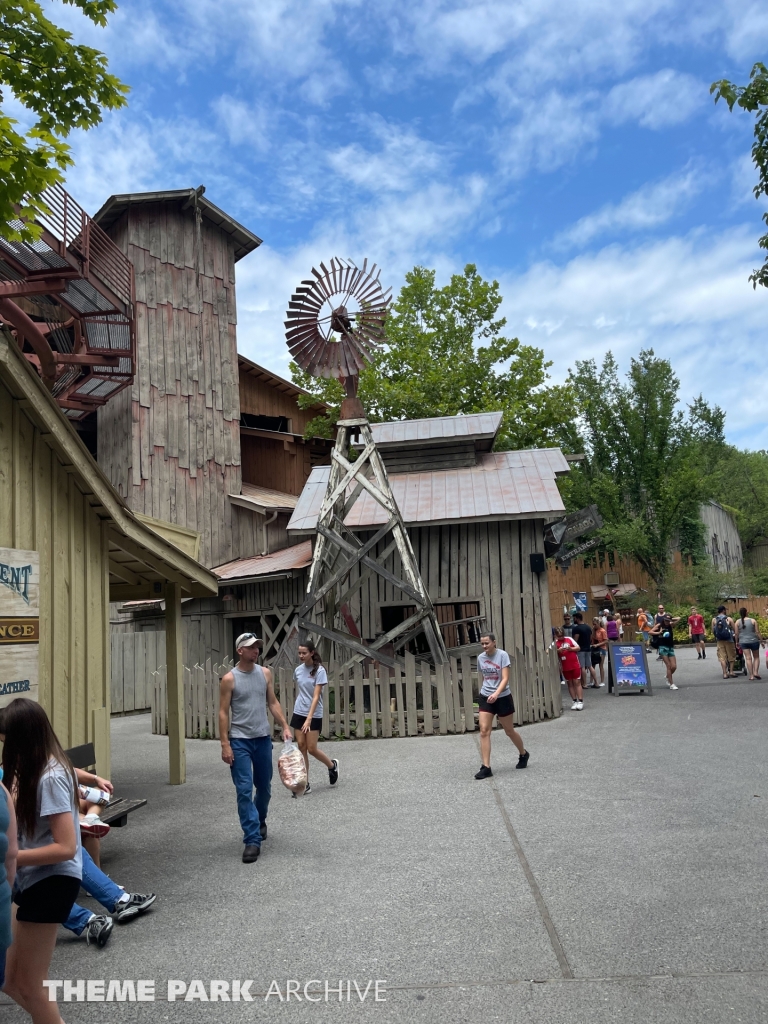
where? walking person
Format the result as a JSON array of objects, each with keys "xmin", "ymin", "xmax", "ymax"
[
  {"xmin": 571, "ymin": 613, "xmax": 597, "ymax": 689},
  {"xmin": 474, "ymin": 633, "xmax": 529, "ymax": 779},
  {"xmin": 591, "ymin": 616, "xmax": 608, "ymax": 685},
  {"xmin": 711, "ymin": 606, "xmax": 738, "ymax": 679},
  {"xmin": 637, "ymin": 607, "xmax": 652, "ymax": 649},
  {"xmin": 687, "ymin": 606, "xmax": 707, "ymax": 660},
  {"xmin": 649, "ymin": 613, "xmax": 681, "ymax": 689},
  {"xmin": 290, "ymin": 641, "xmax": 339, "ymax": 794},
  {"xmin": 735, "ymin": 608, "xmax": 763, "ymax": 680},
  {"xmin": 653, "ymin": 604, "xmax": 667, "ymax": 660},
  {"xmin": 1, "ymin": 698, "xmax": 82, "ymax": 1024},
  {"xmin": 219, "ymin": 632, "xmax": 293, "ymax": 864},
  {"xmin": 555, "ymin": 627, "xmax": 584, "ymax": 709}
]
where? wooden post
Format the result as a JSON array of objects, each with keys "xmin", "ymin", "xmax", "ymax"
[{"xmin": 165, "ymin": 581, "xmax": 186, "ymax": 784}]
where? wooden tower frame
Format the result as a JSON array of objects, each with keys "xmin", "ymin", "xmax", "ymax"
[{"xmin": 297, "ymin": 408, "xmax": 448, "ymax": 669}]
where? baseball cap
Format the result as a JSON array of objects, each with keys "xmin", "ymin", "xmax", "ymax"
[{"xmin": 235, "ymin": 632, "xmax": 261, "ymax": 648}]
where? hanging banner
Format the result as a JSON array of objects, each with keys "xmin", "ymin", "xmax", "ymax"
[
  {"xmin": 0, "ymin": 548, "xmax": 39, "ymax": 706},
  {"xmin": 572, "ymin": 592, "xmax": 588, "ymax": 612}
]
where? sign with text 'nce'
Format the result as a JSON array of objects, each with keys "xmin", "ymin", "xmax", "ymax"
[{"xmin": 0, "ymin": 548, "xmax": 39, "ymax": 706}]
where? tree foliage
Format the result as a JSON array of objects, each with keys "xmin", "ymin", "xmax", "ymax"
[
  {"xmin": 291, "ymin": 264, "xmax": 576, "ymax": 451},
  {"xmin": 0, "ymin": 0, "xmax": 128, "ymax": 241},
  {"xmin": 562, "ymin": 350, "xmax": 724, "ymax": 589},
  {"xmin": 711, "ymin": 62, "xmax": 768, "ymax": 288}
]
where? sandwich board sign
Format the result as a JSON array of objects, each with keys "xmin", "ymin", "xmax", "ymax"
[
  {"xmin": 608, "ymin": 641, "xmax": 652, "ymax": 696},
  {"xmin": 0, "ymin": 548, "xmax": 39, "ymax": 706}
]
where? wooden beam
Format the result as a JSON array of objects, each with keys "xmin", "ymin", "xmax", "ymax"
[
  {"xmin": 298, "ymin": 618, "xmax": 397, "ymax": 668},
  {"xmin": 108, "ymin": 559, "xmax": 143, "ymax": 586},
  {"xmin": 165, "ymin": 582, "xmax": 186, "ymax": 785},
  {"xmin": 108, "ymin": 528, "xmax": 193, "ymax": 589},
  {"xmin": 109, "ymin": 583, "xmax": 166, "ymax": 602}
]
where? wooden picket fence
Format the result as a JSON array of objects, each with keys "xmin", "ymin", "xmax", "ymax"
[{"xmin": 151, "ymin": 648, "xmax": 561, "ymax": 740}]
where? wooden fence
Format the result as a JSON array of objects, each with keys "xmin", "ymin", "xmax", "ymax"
[
  {"xmin": 111, "ymin": 631, "xmax": 166, "ymax": 714},
  {"xmin": 151, "ymin": 648, "xmax": 561, "ymax": 740}
]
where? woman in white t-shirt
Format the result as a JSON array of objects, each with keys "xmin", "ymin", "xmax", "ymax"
[
  {"xmin": 1, "ymin": 698, "xmax": 82, "ymax": 1024},
  {"xmin": 290, "ymin": 642, "xmax": 339, "ymax": 794}
]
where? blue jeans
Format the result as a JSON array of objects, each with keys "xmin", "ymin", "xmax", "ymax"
[
  {"xmin": 229, "ymin": 736, "xmax": 273, "ymax": 847},
  {"xmin": 64, "ymin": 848, "xmax": 124, "ymax": 935}
]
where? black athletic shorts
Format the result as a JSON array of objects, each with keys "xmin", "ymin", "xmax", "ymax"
[
  {"xmin": 14, "ymin": 874, "xmax": 80, "ymax": 924},
  {"xmin": 478, "ymin": 693, "xmax": 515, "ymax": 718},
  {"xmin": 290, "ymin": 713, "xmax": 322, "ymax": 731},
  {"xmin": 691, "ymin": 633, "xmax": 705, "ymax": 643}
]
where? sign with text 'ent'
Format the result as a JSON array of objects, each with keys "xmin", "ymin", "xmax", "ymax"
[{"xmin": 0, "ymin": 548, "xmax": 39, "ymax": 707}]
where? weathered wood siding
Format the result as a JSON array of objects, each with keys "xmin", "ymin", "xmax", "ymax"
[
  {"xmin": 240, "ymin": 434, "xmax": 311, "ymax": 496},
  {"xmin": 239, "ymin": 367, "xmax": 318, "ymax": 435},
  {"xmin": 0, "ymin": 380, "xmax": 111, "ymax": 763},
  {"xmin": 97, "ymin": 203, "xmax": 242, "ymax": 568},
  {"xmin": 701, "ymin": 500, "xmax": 743, "ymax": 571}
]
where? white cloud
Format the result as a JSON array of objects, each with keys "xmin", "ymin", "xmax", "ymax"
[
  {"xmin": 555, "ymin": 167, "xmax": 705, "ymax": 248},
  {"xmin": 603, "ymin": 69, "xmax": 704, "ymax": 129},
  {"xmin": 495, "ymin": 91, "xmax": 601, "ymax": 177},
  {"xmin": 212, "ymin": 96, "xmax": 272, "ymax": 153},
  {"xmin": 327, "ymin": 119, "xmax": 444, "ymax": 193},
  {"xmin": 498, "ymin": 226, "xmax": 768, "ymax": 445}
]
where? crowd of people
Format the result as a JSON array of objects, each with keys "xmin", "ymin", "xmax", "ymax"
[{"xmin": 554, "ymin": 601, "xmax": 766, "ymax": 701}]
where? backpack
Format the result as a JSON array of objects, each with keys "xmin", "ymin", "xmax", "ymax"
[{"xmin": 713, "ymin": 614, "xmax": 734, "ymax": 642}]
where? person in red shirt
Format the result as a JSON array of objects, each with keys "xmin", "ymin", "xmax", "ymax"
[
  {"xmin": 688, "ymin": 606, "xmax": 706, "ymax": 660},
  {"xmin": 555, "ymin": 627, "xmax": 583, "ymax": 710}
]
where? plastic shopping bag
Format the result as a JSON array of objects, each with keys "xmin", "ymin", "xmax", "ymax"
[{"xmin": 278, "ymin": 740, "xmax": 307, "ymax": 796}]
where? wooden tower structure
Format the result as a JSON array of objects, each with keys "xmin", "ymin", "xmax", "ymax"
[{"xmin": 285, "ymin": 258, "xmax": 447, "ymax": 667}]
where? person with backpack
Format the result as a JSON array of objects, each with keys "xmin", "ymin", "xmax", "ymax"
[
  {"xmin": 711, "ymin": 606, "xmax": 738, "ymax": 679},
  {"xmin": 649, "ymin": 613, "xmax": 681, "ymax": 689},
  {"xmin": 734, "ymin": 608, "xmax": 763, "ymax": 681}
]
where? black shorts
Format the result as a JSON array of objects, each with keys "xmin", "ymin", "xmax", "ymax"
[
  {"xmin": 691, "ymin": 633, "xmax": 705, "ymax": 643},
  {"xmin": 741, "ymin": 642, "xmax": 760, "ymax": 652},
  {"xmin": 14, "ymin": 874, "xmax": 80, "ymax": 924},
  {"xmin": 478, "ymin": 693, "xmax": 515, "ymax": 718},
  {"xmin": 290, "ymin": 713, "xmax": 322, "ymax": 731}
]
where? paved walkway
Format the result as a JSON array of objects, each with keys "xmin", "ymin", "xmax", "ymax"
[{"xmin": 7, "ymin": 647, "xmax": 768, "ymax": 1022}]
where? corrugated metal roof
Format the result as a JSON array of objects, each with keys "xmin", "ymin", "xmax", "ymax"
[
  {"xmin": 229, "ymin": 484, "xmax": 299, "ymax": 514},
  {"xmin": 288, "ymin": 449, "xmax": 570, "ymax": 532},
  {"xmin": 213, "ymin": 540, "xmax": 313, "ymax": 582},
  {"xmin": 361, "ymin": 411, "xmax": 503, "ymax": 447}
]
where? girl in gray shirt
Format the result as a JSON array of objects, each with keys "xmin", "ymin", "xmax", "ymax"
[{"xmin": 0, "ymin": 698, "xmax": 82, "ymax": 1024}]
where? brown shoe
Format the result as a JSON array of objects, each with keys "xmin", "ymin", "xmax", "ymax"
[{"xmin": 242, "ymin": 844, "xmax": 260, "ymax": 863}]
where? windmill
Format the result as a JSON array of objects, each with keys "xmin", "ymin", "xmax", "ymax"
[{"xmin": 285, "ymin": 257, "xmax": 447, "ymax": 669}]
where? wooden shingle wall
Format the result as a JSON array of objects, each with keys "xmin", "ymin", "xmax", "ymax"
[
  {"xmin": 0, "ymin": 382, "xmax": 111, "ymax": 759},
  {"xmin": 239, "ymin": 368, "xmax": 318, "ymax": 434},
  {"xmin": 97, "ymin": 203, "xmax": 243, "ymax": 568}
]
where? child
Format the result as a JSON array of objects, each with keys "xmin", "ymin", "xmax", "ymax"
[
  {"xmin": 555, "ymin": 627, "xmax": 584, "ymax": 710},
  {"xmin": 290, "ymin": 641, "xmax": 339, "ymax": 793},
  {"xmin": 2, "ymin": 698, "xmax": 82, "ymax": 1024}
]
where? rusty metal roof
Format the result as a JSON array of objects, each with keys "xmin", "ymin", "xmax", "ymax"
[
  {"xmin": 229, "ymin": 483, "xmax": 299, "ymax": 515},
  {"xmin": 213, "ymin": 540, "xmax": 313, "ymax": 583},
  {"xmin": 361, "ymin": 411, "xmax": 502, "ymax": 448},
  {"xmin": 288, "ymin": 448, "xmax": 570, "ymax": 532}
]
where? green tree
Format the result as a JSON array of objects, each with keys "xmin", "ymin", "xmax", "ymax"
[
  {"xmin": 711, "ymin": 62, "xmax": 768, "ymax": 288},
  {"xmin": 707, "ymin": 447, "xmax": 768, "ymax": 553},
  {"xmin": 0, "ymin": 0, "xmax": 128, "ymax": 241},
  {"xmin": 291, "ymin": 264, "xmax": 576, "ymax": 450},
  {"xmin": 563, "ymin": 349, "xmax": 723, "ymax": 589}
]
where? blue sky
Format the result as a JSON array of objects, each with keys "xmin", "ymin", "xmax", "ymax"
[{"xmin": 49, "ymin": 0, "xmax": 768, "ymax": 447}]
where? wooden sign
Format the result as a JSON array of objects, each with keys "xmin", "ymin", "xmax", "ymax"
[{"xmin": 0, "ymin": 548, "xmax": 39, "ymax": 706}]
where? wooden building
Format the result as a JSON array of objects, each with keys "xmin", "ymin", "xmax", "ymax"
[{"xmin": 0, "ymin": 331, "xmax": 218, "ymax": 780}]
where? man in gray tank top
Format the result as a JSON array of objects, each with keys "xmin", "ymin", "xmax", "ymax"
[{"xmin": 219, "ymin": 633, "xmax": 292, "ymax": 863}]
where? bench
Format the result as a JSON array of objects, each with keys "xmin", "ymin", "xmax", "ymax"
[{"xmin": 65, "ymin": 743, "xmax": 147, "ymax": 828}]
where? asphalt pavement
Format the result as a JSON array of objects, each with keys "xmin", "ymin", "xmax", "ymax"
[{"xmin": 4, "ymin": 645, "xmax": 768, "ymax": 1023}]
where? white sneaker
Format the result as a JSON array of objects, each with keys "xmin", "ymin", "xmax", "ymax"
[
  {"xmin": 571, "ymin": 700, "xmax": 579, "ymax": 710},
  {"xmin": 669, "ymin": 683, "xmax": 678, "ymax": 690},
  {"xmin": 576, "ymin": 700, "xmax": 584, "ymax": 710}
]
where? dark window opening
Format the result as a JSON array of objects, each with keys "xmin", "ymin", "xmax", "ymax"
[
  {"xmin": 240, "ymin": 413, "xmax": 289, "ymax": 433},
  {"xmin": 74, "ymin": 411, "xmax": 98, "ymax": 458},
  {"xmin": 434, "ymin": 602, "xmax": 484, "ymax": 649}
]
